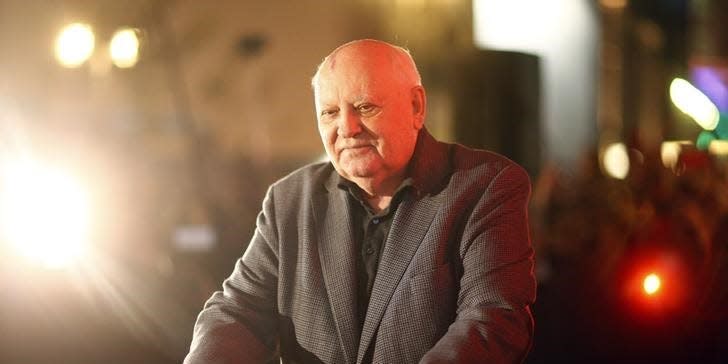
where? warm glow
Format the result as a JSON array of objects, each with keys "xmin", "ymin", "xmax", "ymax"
[
  {"xmin": 600, "ymin": 0, "xmax": 627, "ymax": 10},
  {"xmin": 660, "ymin": 140, "xmax": 692, "ymax": 169},
  {"xmin": 110, "ymin": 28, "xmax": 140, "ymax": 68},
  {"xmin": 708, "ymin": 140, "xmax": 728, "ymax": 156},
  {"xmin": 643, "ymin": 273, "xmax": 661, "ymax": 296},
  {"xmin": 55, "ymin": 23, "xmax": 95, "ymax": 68},
  {"xmin": 670, "ymin": 78, "xmax": 720, "ymax": 131},
  {"xmin": 602, "ymin": 142, "xmax": 630, "ymax": 179},
  {"xmin": 0, "ymin": 159, "xmax": 91, "ymax": 268}
]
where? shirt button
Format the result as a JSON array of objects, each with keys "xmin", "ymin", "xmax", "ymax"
[
  {"xmin": 372, "ymin": 218, "xmax": 380, "ymax": 224},
  {"xmin": 365, "ymin": 246, "xmax": 374, "ymax": 255}
]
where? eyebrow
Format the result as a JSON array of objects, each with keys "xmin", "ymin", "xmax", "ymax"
[{"xmin": 354, "ymin": 94, "xmax": 374, "ymax": 103}]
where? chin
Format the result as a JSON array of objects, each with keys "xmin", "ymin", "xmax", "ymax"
[
  {"xmin": 340, "ymin": 163, "xmax": 379, "ymax": 179},
  {"xmin": 345, "ymin": 168, "xmax": 375, "ymax": 179},
  {"xmin": 333, "ymin": 156, "xmax": 373, "ymax": 175}
]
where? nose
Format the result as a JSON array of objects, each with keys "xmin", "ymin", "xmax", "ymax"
[{"xmin": 337, "ymin": 108, "xmax": 362, "ymax": 138}]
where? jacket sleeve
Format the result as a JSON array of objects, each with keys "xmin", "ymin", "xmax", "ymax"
[
  {"xmin": 420, "ymin": 164, "xmax": 536, "ymax": 363},
  {"xmin": 184, "ymin": 187, "xmax": 280, "ymax": 364}
]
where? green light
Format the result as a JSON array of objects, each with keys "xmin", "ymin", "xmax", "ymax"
[{"xmin": 696, "ymin": 131, "xmax": 717, "ymax": 150}]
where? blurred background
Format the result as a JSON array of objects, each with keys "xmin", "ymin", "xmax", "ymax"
[{"xmin": 0, "ymin": 0, "xmax": 726, "ymax": 362}]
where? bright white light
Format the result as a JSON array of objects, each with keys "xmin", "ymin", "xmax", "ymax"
[
  {"xmin": 55, "ymin": 23, "xmax": 95, "ymax": 68},
  {"xmin": 110, "ymin": 28, "xmax": 140, "ymax": 68},
  {"xmin": 473, "ymin": 0, "xmax": 597, "ymax": 165},
  {"xmin": 602, "ymin": 142, "xmax": 630, "ymax": 179},
  {"xmin": 670, "ymin": 78, "xmax": 720, "ymax": 131},
  {"xmin": 643, "ymin": 273, "xmax": 661, "ymax": 296},
  {"xmin": 473, "ymin": 0, "xmax": 558, "ymax": 54},
  {"xmin": 660, "ymin": 140, "xmax": 692, "ymax": 169},
  {"xmin": 0, "ymin": 160, "xmax": 91, "ymax": 268}
]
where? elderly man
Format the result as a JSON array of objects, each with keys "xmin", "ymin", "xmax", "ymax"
[{"xmin": 185, "ymin": 39, "xmax": 536, "ymax": 364}]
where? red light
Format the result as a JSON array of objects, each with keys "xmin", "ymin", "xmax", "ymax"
[
  {"xmin": 620, "ymin": 250, "xmax": 690, "ymax": 320},
  {"xmin": 642, "ymin": 273, "xmax": 661, "ymax": 296}
]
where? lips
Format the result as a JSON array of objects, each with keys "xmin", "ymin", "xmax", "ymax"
[
  {"xmin": 339, "ymin": 143, "xmax": 373, "ymax": 151},
  {"xmin": 337, "ymin": 144, "xmax": 375, "ymax": 159}
]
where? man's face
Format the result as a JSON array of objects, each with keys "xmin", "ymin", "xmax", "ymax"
[{"xmin": 314, "ymin": 48, "xmax": 423, "ymax": 185}]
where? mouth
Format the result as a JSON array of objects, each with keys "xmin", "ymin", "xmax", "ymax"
[
  {"xmin": 340, "ymin": 143, "xmax": 373, "ymax": 151},
  {"xmin": 338, "ymin": 144, "xmax": 374, "ymax": 157}
]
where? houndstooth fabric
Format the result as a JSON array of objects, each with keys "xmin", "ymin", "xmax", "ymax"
[{"xmin": 184, "ymin": 129, "xmax": 536, "ymax": 364}]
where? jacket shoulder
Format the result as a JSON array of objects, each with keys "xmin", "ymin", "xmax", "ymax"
[
  {"xmin": 448, "ymin": 142, "xmax": 529, "ymax": 183},
  {"xmin": 269, "ymin": 161, "xmax": 334, "ymax": 195}
]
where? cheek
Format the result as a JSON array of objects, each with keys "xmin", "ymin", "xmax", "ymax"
[
  {"xmin": 318, "ymin": 123, "xmax": 337, "ymax": 150},
  {"xmin": 381, "ymin": 124, "xmax": 417, "ymax": 160}
]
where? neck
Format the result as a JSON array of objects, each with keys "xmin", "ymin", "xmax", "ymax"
[{"xmin": 350, "ymin": 171, "xmax": 406, "ymax": 213}]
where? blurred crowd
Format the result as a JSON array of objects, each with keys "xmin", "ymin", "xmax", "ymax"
[{"xmin": 528, "ymin": 146, "xmax": 728, "ymax": 362}]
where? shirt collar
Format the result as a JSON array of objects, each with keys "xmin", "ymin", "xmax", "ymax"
[{"xmin": 336, "ymin": 175, "xmax": 413, "ymax": 216}]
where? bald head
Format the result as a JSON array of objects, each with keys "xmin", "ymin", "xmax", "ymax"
[
  {"xmin": 311, "ymin": 39, "xmax": 421, "ymax": 91},
  {"xmin": 311, "ymin": 39, "xmax": 427, "ymax": 200}
]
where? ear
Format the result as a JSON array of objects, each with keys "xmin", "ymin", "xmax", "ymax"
[{"xmin": 410, "ymin": 85, "xmax": 426, "ymax": 130}]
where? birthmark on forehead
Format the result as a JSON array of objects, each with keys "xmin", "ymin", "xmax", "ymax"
[{"xmin": 324, "ymin": 44, "xmax": 358, "ymax": 73}]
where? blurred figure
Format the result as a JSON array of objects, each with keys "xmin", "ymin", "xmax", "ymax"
[{"xmin": 185, "ymin": 39, "xmax": 535, "ymax": 363}]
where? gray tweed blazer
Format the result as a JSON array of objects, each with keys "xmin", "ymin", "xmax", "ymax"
[{"xmin": 185, "ymin": 129, "xmax": 536, "ymax": 364}]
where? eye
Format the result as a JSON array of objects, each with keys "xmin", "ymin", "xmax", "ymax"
[
  {"xmin": 320, "ymin": 108, "xmax": 339, "ymax": 118},
  {"xmin": 356, "ymin": 103, "xmax": 379, "ymax": 116}
]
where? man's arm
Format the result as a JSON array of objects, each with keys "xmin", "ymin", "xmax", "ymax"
[
  {"xmin": 184, "ymin": 187, "xmax": 280, "ymax": 364},
  {"xmin": 421, "ymin": 164, "xmax": 536, "ymax": 363}
]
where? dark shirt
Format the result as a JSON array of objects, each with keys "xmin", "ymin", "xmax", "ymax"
[{"xmin": 337, "ymin": 177, "xmax": 413, "ymax": 329}]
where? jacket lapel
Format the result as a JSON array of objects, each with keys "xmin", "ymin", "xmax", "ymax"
[
  {"xmin": 313, "ymin": 173, "xmax": 359, "ymax": 364},
  {"xmin": 355, "ymin": 194, "xmax": 440, "ymax": 363},
  {"xmin": 355, "ymin": 129, "xmax": 450, "ymax": 363}
]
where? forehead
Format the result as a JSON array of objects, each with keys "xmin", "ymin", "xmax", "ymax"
[{"xmin": 315, "ymin": 51, "xmax": 396, "ymax": 101}]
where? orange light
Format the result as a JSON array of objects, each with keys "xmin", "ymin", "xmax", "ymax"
[{"xmin": 643, "ymin": 273, "xmax": 661, "ymax": 296}]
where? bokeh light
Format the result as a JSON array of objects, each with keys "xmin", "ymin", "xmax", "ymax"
[
  {"xmin": 601, "ymin": 142, "xmax": 630, "ymax": 179},
  {"xmin": 660, "ymin": 140, "xmax": 691, "ymax": 169},
  {"xmin": 54, "ymin": 22, "xmax": 95, "ymax": 68},
  {"xmin": 670, "ymin": 78, "xmax": 720, "ymax": 131},
  {"xmin": 643, "ymin": 273, "xmax": 661, "ymax": 296},
  {"xmin": 110, "ymin": 28, "xmax": 140, "ymax": 68},
  {"xmin": 708, "ymin": 140, "xmax": 728, "ymax": 156},
  {"xmin": 0, "ymin": 159, "xmax": 91, "ymax": 269}
]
